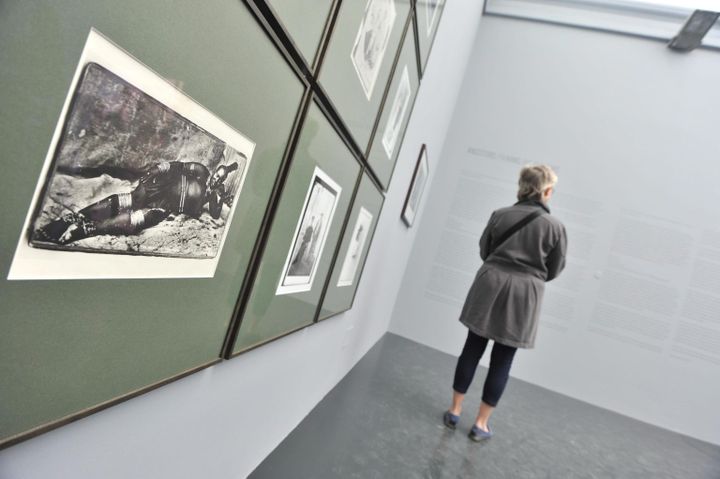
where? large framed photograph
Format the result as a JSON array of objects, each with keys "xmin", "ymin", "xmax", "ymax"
[
  {"xmin": 277, "ymin": 166, "xmax": 341, "ymax": 295},
  {"xmin": 402, "ymin": 144, "xmax": 430, "ymax": 227},
  {"xmin": 351, "ymin": 0, "xmax": 398, "ymax": 100},
  {"xmin": 0, "ymin": 2, "xmax": 309, "ymax": 449},
  {"xmin": 7, "ymin": 30, "xmax": 254, "ymax": 280}
]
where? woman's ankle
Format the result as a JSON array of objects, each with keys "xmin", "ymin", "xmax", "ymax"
[{"xmin": 473, "ymin": 421, "xmax": 489, "ymax": 432}]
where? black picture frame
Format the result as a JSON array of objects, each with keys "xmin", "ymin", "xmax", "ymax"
[{"xmin": 401, "ymin": 143, "xmax": 429, "ymax": 227}]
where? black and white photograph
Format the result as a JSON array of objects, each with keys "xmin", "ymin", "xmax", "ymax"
[
  {"xmin": 351, "ymin": 0, "xmax": 397, "ymax": 100},
  {"xmin": 7, "ymin": 30, "xmax": 255, "ymax": 280},
  {"xmin": 337, "ymin": 207, "xmax": 373, "ymax": 287},
  {"xmin": 425, "ymin": 0, "xmax": 441, "ymax": 35},
  {"xmin": 401, "ymin": 144, "xmax": 429, "ymax": 227},
  {"xmin": 277, "ymin": 167, "xmax": 341, "ymax": 295},
  {"xmin": 381, "ymin": 65, "xmax": 411, "ymax": 160}
]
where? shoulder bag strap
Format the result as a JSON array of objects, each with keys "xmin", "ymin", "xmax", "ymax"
[{"xmin": 489, "ymin": 209, "xmax": 546, "ymax": 255}]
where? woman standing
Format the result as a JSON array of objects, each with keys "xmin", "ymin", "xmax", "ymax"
[{"xmin": 443, "ymin": 165, "xmax": 567, "ymax": 441}]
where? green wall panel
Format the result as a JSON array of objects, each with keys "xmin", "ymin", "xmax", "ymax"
[
  {"xmin": 233, "ymin": 103, "xmax": 361, "ymax": 353},
  {"xmin": 0, "ymin": 0, "xmax": 304, "ymax": 446}
]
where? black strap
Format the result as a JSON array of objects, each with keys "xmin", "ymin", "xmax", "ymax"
[{"xmin": 489, "ymin": 209, "xmax": 546, "ymax": 254}]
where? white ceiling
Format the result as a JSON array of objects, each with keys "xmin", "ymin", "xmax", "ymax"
[{"xmin": 631, "ymin": 0, "xmax": 719, "ymax": 10}]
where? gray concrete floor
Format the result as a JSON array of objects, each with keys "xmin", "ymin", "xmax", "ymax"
[{"xmin": 250, "ymin": 333, "xmax": 720, "ymax": 478}]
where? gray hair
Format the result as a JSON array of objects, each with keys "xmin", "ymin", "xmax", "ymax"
[{"xmin": 517, "ymin": 164, "xmax": 558, "ymax": 201}]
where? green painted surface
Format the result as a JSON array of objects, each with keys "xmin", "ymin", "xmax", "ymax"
[
  {"xmin": 319, "ymin": 0, "xmax": 411, "ymax": 152},
  {"xmin": 233, "ymin": 103, "xmax": 361, "ymax": 353},
  {"xmin": 266, "ymin": 0, "xmax": 334, "ymax": 65},
  {"xmin": 318, "ymin": 173, "xmax": 384, "ymax": 320},
  {"xmin": 366, "ymin": 22, "xmax": 420, "ymax": 190},
  {"xmin": 0, "ymin": 0, "xmax": 304, "ymax": 444}
]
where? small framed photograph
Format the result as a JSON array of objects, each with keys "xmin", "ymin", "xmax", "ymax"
[
  {"xmin": 317, "ymin": 173, "xmax": 383, "ymax": 321},
  {"xmin": 425, "ymin": 0, "xmax": 441, "ymax": 35},
  {"xmin": 401, "ymin": 144, "xmax": 429, "ymax": 227},
  {"xmin": 381, "ymin": 65, "xmax": 412, "ymax": 160},
  {"xmin": 415, "ymin": 0, "xmax": 446, "ymax": 75},
  {"xmin": 351, "ymin": 0, "xmax": 398, "ymax": 100},
  {"xmin": 337, "ymin": 206, "xmax": 374, "ymax": 287},
  {"xmin": 365, "ymin": 19, "xmax": 420, "ymax": 190},
  {"xmin": 276, "ymin": 166, "xmax": 341, "ymax": 295}
]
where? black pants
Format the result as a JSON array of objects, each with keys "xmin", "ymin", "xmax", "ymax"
[{"xmin": 452, "ymin": 330, "xmax": 517, "ymax": 407}]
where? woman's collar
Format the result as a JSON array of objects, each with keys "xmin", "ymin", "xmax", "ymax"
[{"xmin": 515, "ymin": 198, "xmax": 550, "ymax": 214}]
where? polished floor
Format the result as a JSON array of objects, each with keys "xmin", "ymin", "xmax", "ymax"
[{"xmin": 250, "ymin": 333, "xmax": 720, "ymax": 478}]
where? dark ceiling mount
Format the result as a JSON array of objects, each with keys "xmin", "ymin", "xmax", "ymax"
[{"xmin": 668, "ymin": 10, "xmax": 719, "ymax": 52}]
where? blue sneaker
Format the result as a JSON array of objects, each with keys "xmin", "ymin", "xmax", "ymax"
[
  {"xmin": 468, "ymin": 424, "xmax": 493, "ymax": 441},
  {"xmin": 443, "ymin": 411, "xmax": 459, "ymax": 430}
]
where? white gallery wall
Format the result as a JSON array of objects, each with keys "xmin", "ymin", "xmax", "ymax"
[
  {"xmin": 391, "ymin": 15, "xmax": 720, "ymax": 445},
  {"xmin": 0, "ymin": 2, "xmax": 484, "ymax": 479}
]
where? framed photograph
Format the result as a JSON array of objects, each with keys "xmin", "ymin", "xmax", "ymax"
[
  {"xmin": 7, "ymin": 29, "xmax": 255, "ymax": 280},
  {"xmin": 277, "ymin": 167, "xmax": 341, "ymax": 295},
  {"xmin": 402, "ymin": 144, "xmax": 430, "ymax": 227},
  {"xmin": 381, "ymin": 65, "xmax": 412, "ymax": 160},
  {"xmin": 229, "ymin": 103, "xmax": 361, "ymax": 355},
  {"xmin": 318, "ymin": 173, "xmax": 384, "ymax": 321},
  {"xmin": 0, "ymin": 0, "xmax": 309, "ymax": 448},
  {"xmin": 319, "ymin": 0, "xmax": 410, "ymax": 152},
  {"xmin": 415, "ymin": 0, "xmax": 447, "ymax": 75},
  {"xmin": 337, "ymin": 206, "xmax": 373, "ymax": 287},
  {"xmin": 366, "ymin": 19, "xmax": 420, "ymax": 190},
  {"xmin": 351, "ymin": 0, "xmax": 398, "ymax": 100},
  {"xmin": 425, "ymin": 0, "xmax": 441, "ymax": 34}
]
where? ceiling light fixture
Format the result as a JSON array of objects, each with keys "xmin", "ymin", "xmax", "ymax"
[{"xmin": 668, "ymin": 9, "xmax": 720, "ymax": 51}]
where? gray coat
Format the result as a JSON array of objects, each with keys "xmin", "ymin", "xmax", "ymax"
[{"xmin": 458, "ymin": 200, "xmax": 567, "ymax": 349}]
